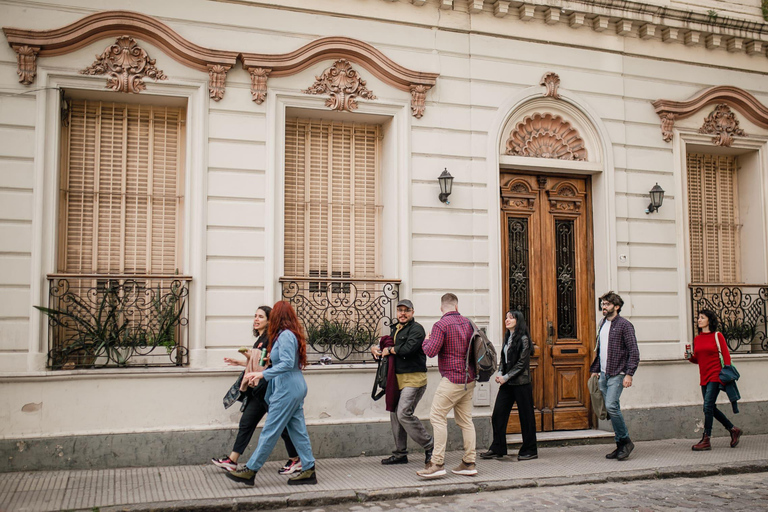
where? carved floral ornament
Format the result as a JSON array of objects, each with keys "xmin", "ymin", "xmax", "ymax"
[
  {"xmin": 506, "ymin": 113, "xmax": 588, "ymax": 161},
  {"xmin": 699, "ymin": 104, "xmax": 746, "ymax": 147},
  {"xmin": 303, "ymin": 59, "xmax": 377, "ymax": 112},
  {"xmin": 540, "ymin": 72, "xmax": 560, "ymax": 99},
  {"xmin": 3, "ymin": 11, "xmax": 438, "ymax": 116},
  {"xmin": 653, "ymin": 86, "xmax": 768, "ymax": 143},
  {"xmin": 80, "ymin": 36, "xmax": 167, "ymax": 94}
]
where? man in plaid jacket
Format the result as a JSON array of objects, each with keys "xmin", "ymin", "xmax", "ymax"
[{"xmin": 590, "ymin": 291, "xmax": 640, "ymax": 461}]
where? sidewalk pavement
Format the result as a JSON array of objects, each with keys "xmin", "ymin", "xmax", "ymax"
[{"xmin": 1, "ymin": 434, "xmax": 767, "ymax": 512}]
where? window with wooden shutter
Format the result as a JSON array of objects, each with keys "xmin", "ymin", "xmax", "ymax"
[
  {"xmin": 58, "ymin": 100, "xmax": 185, "ymax": 275},
  {"xmin": 284, "ymin": 118, "xmax": 381, "ymax": 281},
  {"xmin": 686, "ymin": 153, "xmax": 740, "ymax": 283}
]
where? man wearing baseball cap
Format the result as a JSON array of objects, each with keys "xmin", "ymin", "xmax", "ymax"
[{"xmin": 371, "ymin": 299, "xmax": 434, "ymax": 466}]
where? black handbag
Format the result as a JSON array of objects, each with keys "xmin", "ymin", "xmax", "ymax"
[{"xmin": 371, "ymin": 356, "xmax": 387, "ymax": 401}]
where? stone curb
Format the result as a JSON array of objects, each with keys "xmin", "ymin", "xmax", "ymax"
[{"xmin": 95, "ymin": 459, "xmax": 768, "ymax": 512}]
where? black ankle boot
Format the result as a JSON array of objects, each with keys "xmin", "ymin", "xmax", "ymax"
[
  {"xmin": 605, "ymin": 442, "xmax": 621, "ymax": 459},
  {"xmin": 617, "ymin": 437, "xmax": 634, "ymax": 460}
]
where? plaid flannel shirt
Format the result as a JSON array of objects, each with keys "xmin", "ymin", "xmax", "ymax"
[
  {"xmin": 590, "ymin": 314, "xmax": 640, "ymax": 377},
  {"xmin": 423, "ymin": 311, "xmax": 475, "ymax": 384}
]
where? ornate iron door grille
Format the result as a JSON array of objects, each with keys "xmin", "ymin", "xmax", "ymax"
[
  {"xmin": 507, "ymin": 217, "xmax": 530, "ymax": 322},
  {"xmin": 555, "ymin": 219, "xmax": 577, "ymax": 338}
]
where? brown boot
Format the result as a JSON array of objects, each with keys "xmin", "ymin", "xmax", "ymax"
[
  {"xmin": 729, "ymin": 427, "xmax": 742, "ymax": 448},
  {"xmin": 692, "ymin": 434, "xmax": 711, "ymax": 451}
]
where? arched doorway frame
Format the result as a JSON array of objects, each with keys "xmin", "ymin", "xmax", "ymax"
[{"xmin": 486, "ymin": 86, "xmax": 617, "ymax": 350}]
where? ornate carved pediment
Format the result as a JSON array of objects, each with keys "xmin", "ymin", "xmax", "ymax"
[
  {"xmin": 699, "ymin": 104, "xmax": 746, "ymax": 147},
  {"xmin": 540, "ymin": 72, "xmax": 560, "ymax": 99},
  {"xmin": 303, "ymin": 59, "xmax": 377, "ymax": 112},
  {"xmin": 500, "ymin": 180, "xmax": 536, "ymax": 211},
  {"xmin": 547, "ymin": 183, "xmax": 583, "ymax": 214},
  {"xmin": 654, "ymin": 86, "xmax": 768, "ymax": 143},
  {"xmin": 506, "ymin": 113, "xmax": 587, "ymax": 161},
  {"xmin": 80, "ymin": 36, "xmax": 167, "ymax": 93}
]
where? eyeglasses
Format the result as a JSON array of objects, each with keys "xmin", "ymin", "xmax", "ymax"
[{"xmin": 600, "ymin": 302, "xmax": 613, "ymax": 307}]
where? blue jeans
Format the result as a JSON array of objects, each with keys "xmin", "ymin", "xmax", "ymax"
[
  {"xmin": 599, "ymin": 373, "xmax": 629, "ymax": 442},
  {"xmin": 701, "ymin": 381, "xmax": 733, "ymax": 436}
]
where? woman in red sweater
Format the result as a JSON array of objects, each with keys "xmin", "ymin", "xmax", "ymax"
[{"xmin": 686, "ymin": 309, "xmax": 742, "ymax": 451}]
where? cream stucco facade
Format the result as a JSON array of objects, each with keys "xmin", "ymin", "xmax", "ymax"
[{"xmin": 2, "ymin": 0, "xmax": 768, "ymax": 470}]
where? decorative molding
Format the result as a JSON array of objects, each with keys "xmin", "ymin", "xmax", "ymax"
[
  {"xmin": 547, "ymin": 184, "xmax": 583, "ymax": 214},
  {"xmin": 246, "ymin": 66, "xmax": 271, "ymax": 104},
  {"xmin": 699, "ymin": 104, "xmax": 746, "ymax": 147},
  {"xmin": 3, "ymin": 13, "xmax": 439, "ymax": 117},
  {"xmin": 540, "ymin": 72, "xmax": 560, "ymax": 99},
  {"xmin": 506, "ymin": 113, "xmax": 588, "ymax": 161},
  {"xmin": 241, "ymin": 36, "xmax": 438, "ymax": 117},
  {"xmin": 500, "ymin": 179, "xmax": 536, "ymax": 211},
  {"xmin": 410, "ymin": 84, "xmax": 429, "ymax": 119},
  {"xmin": 653, "ymin": 86, "xmax": 768, "ymax": 142},
  {"xmin": 13, "ymin": 45, "xmax": 38, "ymax": 85},
  {"xmin": 207, "ymin": 64, "xmax": 230, "ymax": 101},
  {"xmin": 80, "ymin": 36, "xmax": 167, "ymax": 94},
  {"xmin": 303, "ymin": 59, "xmax": 377, "ymax": 112}
]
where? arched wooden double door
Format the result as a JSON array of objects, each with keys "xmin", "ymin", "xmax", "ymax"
[{"xmin": 500, "ymin": 172, "xmax": 595, "ymax": 432}]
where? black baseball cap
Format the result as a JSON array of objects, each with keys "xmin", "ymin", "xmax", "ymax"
[{"xmin": 396, "ymin": 299, "xmax": 414, "ymax": 310}]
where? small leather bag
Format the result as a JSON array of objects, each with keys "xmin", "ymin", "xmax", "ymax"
[
  {"xmin": 371, "ymin": 356, "xmax": 387, "ymax": 401},
  {"xmin": 715, "ymin": 332, "xmax": 740, "ymax": 384}
]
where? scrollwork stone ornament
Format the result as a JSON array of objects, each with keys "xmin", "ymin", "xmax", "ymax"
[
  {"xmin": 540, "ymin": 72, "xmax": 561, "ymax": 99},
  {"xmin": 506, "ymin": 113, "xmax": 587, "ymax": 161},
  {"xmin": 207, "ymin": 64, "xmax": 230, "ymax": 101},
  {"xmin": 80, "ymin": 36, "xmax": 167, "ymax": 94},
  {"xmin": 303, "ymin": 59, "xmax": 376, "ymax": 112},
  {"xmin": 699, "ymin": 104, "xmax": 746, "ymax": 147},
  {"xmin": 14, "ymin": 45, "xmax": 39, "ymax": 85},
  {"xmin": 410, "ymin": 84, "xmax": 430, "ymax": 119},
  {"xmin": 248, "ymin": 67, "xmax": 270, "ymax": 104},
  {"xmin": 660, "ymin": 112, "xmax": 676, "ymax": 142}
]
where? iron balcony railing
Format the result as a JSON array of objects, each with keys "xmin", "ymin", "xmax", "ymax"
[
  {"xmin": 280, "ymin": 277, "xmax": 400, "ymax": 362},
  {"xmin": 689, "ymin": 283, "xmax": 768, "ymax": 353},
  {"xmin": 42, "ymin": 274, "xmax": 191, "ymax": 369}
]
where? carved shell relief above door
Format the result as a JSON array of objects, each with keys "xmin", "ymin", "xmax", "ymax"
[{"xmin": 505, "ymin": 113, "xmax": 587, "ymax": 161}]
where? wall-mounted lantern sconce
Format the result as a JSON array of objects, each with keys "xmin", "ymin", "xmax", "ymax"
[
  {"xmin": 438, "ymin": 168, "xmax": 454, "ymax": 204},
  {"xmin": 645, "ymin": 183, "xmax": 665, "ymax": 214}
]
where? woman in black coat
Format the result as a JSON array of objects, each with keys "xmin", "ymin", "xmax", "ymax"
[{"xmin": 480, "ymin": 310, "xmax": 538, "ymax": 460}]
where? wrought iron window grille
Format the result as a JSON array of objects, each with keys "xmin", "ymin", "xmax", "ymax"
[
  {"xmin": 40, "ymin": 274, "xmax": 191, "ymax": 369},
  {"xmin": 690, "ymin": 283, "xmax": 768, "ymax": 353},
  {"xmin": 280, "ymin": 277, "xmax": 400, "ymax": 363}
]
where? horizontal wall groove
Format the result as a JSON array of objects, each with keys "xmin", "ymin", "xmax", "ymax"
[
  {"xmin": 208, "ymin": 167, "xmax": 265, "ymax": 175},
  {"xmin": 206, "ymin": 285, "xmax": 264, "ymax": 291},
  {"xmin": 208, "ymin": 137, "xmax": 265, "ymax": 146},
  {"xmin": 206, "ymin": 255, "xmax": 264, "ymax": 262},
  {"xmin": 0, "ymin": 123, "xmax": 34, "ymax": 131},
  {"xmin": 207, "ymin": 196, "xmax": 265, "ymax": 204},
  {"xmin": 412, "ymin": 261, "xmax": 489, "ymax": 268},
  {"xmin": 412, "ymin": 233, "xmax": 489, "ymax": 241},
  {"xmin": 411, "ymin": 206, "xmax": 488, "ymax": 214}
]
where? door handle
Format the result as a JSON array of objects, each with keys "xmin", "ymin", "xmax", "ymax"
[{"xmin": 546, "ymin": 321, "xmax": 554, "ymax": 346}]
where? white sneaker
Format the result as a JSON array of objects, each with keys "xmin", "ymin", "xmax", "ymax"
[{"xmin": 416, "ymin": 462, "xmax": 446, "ymax": 479}]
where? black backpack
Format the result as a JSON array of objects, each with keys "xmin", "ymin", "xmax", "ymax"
[{"xmin": 465, "ymin": 320, "xmax": 498, "ymax": 384}]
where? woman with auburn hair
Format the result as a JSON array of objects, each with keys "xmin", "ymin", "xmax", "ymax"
[{"xmin": 225, "ymin": 301, "xmax": 317, "ymax": 486}]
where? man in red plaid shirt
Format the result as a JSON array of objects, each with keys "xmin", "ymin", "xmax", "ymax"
[{"xmin": 417, "ymin": 293, "xmax": 477, "ymax": 479}]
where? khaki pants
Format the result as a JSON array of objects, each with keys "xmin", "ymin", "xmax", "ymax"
[{"xmin": 429, "ymin": 377, "xmax": 476, "ymax": 465}]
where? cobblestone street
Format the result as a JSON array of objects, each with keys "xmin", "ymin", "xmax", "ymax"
[{"xmin": 279, "ymin": 472, "xmax": 768, "ymax": 512}]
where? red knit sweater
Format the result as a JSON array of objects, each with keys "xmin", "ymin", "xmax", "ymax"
[{"xmin": 689, "ymin": 331, "xmax": 731, "ymax": 386}]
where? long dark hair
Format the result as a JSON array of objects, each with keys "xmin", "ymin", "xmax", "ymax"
[
  {"xmin": 267, "ymin": 301, "xmax": 307, "ymax": 369},
  {"xmin": 505, "ymin": 310, "xmax": 531, "ymax": 345},
  {"xmin": 697, "ymin": 309, "xmax": 719, "ymax": 333},
  {"xmin": 253, "ymin": 305, "xmax": 272, "ymax": 338}
]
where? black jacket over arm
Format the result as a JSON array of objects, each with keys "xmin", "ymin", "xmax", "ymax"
[{"xmin": 389, "ymin": 319, "xmax": 427, "ymax": 374}]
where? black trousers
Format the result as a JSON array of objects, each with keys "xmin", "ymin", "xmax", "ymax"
[
  {"xmin": 489, "ymin": 382, "xmax": 538, "ymax": 456},
  {"xmin": 232, "ymin": 393, "xmax": 298, "ymax": 458}
]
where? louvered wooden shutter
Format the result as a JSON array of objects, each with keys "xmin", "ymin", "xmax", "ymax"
[
  {"xmin": 59, "ymin": 100, "xmax": 185, "ymax": 275},
  {"xmin": 686, "ymin": 153, "xmax": 740, "ymax": 283},
  {"xmin": 284, "ymin": 118, "xmax": 381, "ymax": 279}
]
